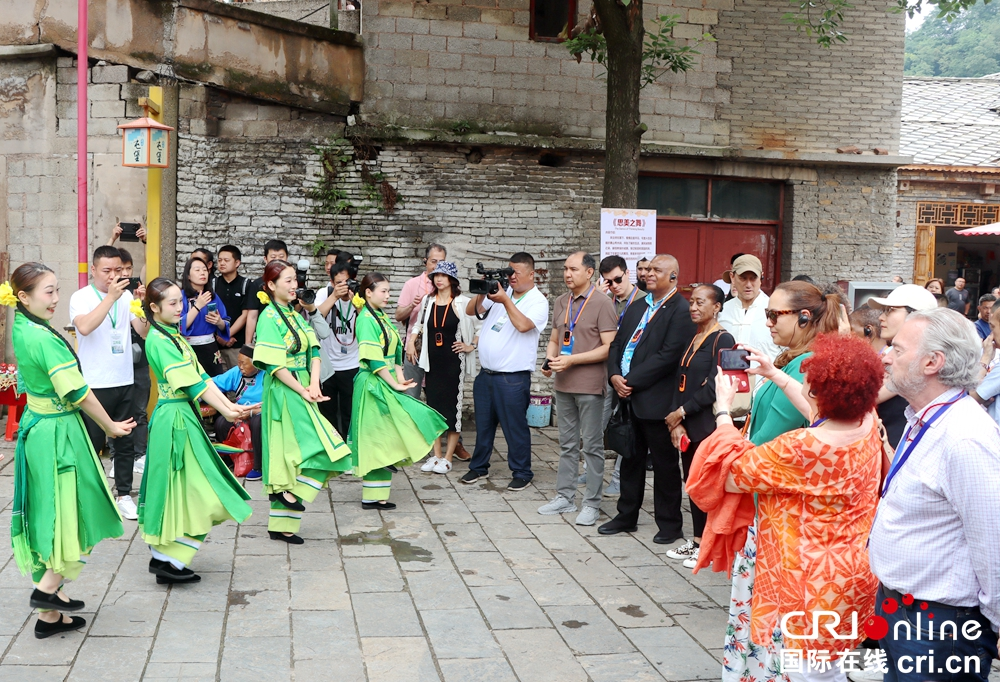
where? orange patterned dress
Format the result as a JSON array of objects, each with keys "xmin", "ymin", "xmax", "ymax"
[{"xmin": 727, "ymin": 422, "xmax": 881, "ymax": 656}]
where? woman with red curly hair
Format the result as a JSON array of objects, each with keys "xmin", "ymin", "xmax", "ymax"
[{"xmin": 694, "ymin": 333, "xmax": 886, "ymax": 682}]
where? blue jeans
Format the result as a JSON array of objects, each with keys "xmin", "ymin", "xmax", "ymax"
[
  {"xmin": 877, "ymin": 585, "xmax": 998, "ymax": 681},
  {"xmin": 469, "ymin": 371, "xmax": 532, "ymax": 481}
]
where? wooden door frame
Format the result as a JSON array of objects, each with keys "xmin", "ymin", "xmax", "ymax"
[{"xmin": 912, "ymin": 202, "xmax": 1000, "ymax": 285}]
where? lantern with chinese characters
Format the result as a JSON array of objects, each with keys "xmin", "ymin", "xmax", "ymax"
[{"xmin": 116, "ymin": 117, "xmax": 174, "ymax": 168}]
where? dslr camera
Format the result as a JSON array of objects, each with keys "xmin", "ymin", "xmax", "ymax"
[
  {"xmin": 295, "ymin": 259, "xmax": 316, "ymax": 305},
  {"xmin": 469, "ymin": 262, "xmax": 514, "ymax": 296}
]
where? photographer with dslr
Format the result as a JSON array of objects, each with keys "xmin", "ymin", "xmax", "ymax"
[
  {"xmin": 460, "ymin": 252, "xmax": 549, "ymax": 491},
  {"xmin": 314, "ymin": 260, "xmax": 360, "ymax": 436}
]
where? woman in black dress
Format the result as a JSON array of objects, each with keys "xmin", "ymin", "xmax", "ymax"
[
  {"xmin": 406, "ymin": 261, "xmax": 477, "ymax": 474},
  {"xmin": 663, "ymin": 284, "xmax": 734, "ymax": 569}
]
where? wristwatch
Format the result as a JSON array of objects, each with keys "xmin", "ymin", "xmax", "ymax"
[
  {"xmin": 714, "ymin": 409, "xmax": 730, "ymax": 419},
  {"xmin": 678, "ymin": 406, "xmax": 686, "ymax": 419}
]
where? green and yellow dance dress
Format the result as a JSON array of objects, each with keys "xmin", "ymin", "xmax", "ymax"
[
  {"xmin": 347, "ymin": 305, "xmax": 447, "ymax": 501},
  {"xmin": 253, "ymin": 302, "xmax": 352, "ymax": 533},
  {"xmin": 139, "ymin": 325, "xmax": 252, "ymax": 568},
  {"xmin": 10, "ymin": 312, "xmax": 123, "ymax": 584}
]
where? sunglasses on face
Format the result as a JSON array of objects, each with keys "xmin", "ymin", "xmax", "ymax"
[
  {"xmin": 604, "ymin": 275, "xmax": 624, "ymax": 285},
  {"xmin": 764, "ymin": 308, "xmax": 797, "ymax": 323}
]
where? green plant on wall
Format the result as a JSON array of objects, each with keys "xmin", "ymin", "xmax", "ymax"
[
  {"xmin": 307, "ymin": 139, "xmax": 354, "ymax": 215},
  {"xmin": 305, "ymin": 239, "xmax": 328, "ymax": 257},
  {"xmin": 308, "ymin": 135, "xmax": 402, "ymax": 216}
]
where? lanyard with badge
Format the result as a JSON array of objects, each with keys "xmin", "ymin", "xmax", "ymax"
[
  {"xmin": 616, "ymin": 286, "xmax": 639, "ymax": 326},
  {"xmin": 677, "ymin": 322, "xmax": 721, "ymax": 392},
  {"xmin": 91, "ymin": 285, "xmax": 125, "ymax": 355},
  {"xmin": 334, "ymin": 300, "xmax": 356, "ymax": 354},
  {"xmin": 880, "ymin": 392, "xmax": 965, "ymax": 497},
  {"xmin": 490, "ymin": 290, "xmax": 529, "ymax": 333},
  {"xmin": 562, "ymin": 287, "xmax": 595, "ymax": 356}
]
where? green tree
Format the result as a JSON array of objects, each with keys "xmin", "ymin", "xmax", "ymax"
[{"xmin": 905, "ymin": 1, "xmax": 1000, "ymax": 76}]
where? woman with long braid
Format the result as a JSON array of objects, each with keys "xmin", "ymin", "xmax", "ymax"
[
  {"xmin": 6, "ymin": 263, "xmax": 130, "ymax": 638},
  {"xmin": 140, "ymin": 278, "xmax": 253, "ymax": 583},
  {"xmin": 348, "ymin": 273, "xmax": 446, "ymax": 508},
  {"xmin": 253, "ymin": 261, "xmax": 352, "ymax": 543}
]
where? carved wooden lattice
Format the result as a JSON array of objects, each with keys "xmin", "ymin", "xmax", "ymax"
[{"xmin": 916, "ymin": 202, "xmax": 1000, "ymax": 227}]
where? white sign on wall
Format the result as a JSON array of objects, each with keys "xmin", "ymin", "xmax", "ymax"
[{"xmin": 600, "ymin": 208, "xmax": 657, "ymax": 283}]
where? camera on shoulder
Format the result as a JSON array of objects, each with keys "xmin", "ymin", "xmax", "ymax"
[{"xmin": 469, "ymin": 262, "xmax": 514, "ymax": 296}]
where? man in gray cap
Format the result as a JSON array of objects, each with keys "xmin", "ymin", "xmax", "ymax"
[{"xmin": 718, "ymin": 254, "xmax": 781, "ymax": 362}]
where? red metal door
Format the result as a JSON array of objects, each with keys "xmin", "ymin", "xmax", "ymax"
[{"xmin": 655, "ymin": 220, "xmax": 778, "ymax": 295}]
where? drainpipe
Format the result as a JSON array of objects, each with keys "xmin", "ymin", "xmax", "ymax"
[{"xmin": 77, "ymin": 0, "xmax": 88, "ymax": 288}]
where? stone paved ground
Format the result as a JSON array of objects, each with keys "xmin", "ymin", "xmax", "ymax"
[{"xmin": 0, "ymin": 429, "xmax": 997, "ymax": 682}]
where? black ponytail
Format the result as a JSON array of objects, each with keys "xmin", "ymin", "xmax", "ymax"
[
  {"xmin": 365, "ymin": 301, "xmax": 391, "ymax": 357},
  {"xmin": 272, "ymin": 303, "xmax": 303, "ymax": 356},
  {"xmin": 16, "ymin": 303, "xmax": 81, "ymax": 372}
]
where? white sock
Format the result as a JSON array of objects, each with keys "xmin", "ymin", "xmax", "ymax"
[{"xmin": 149, "ymin": 547, "xmax": 185, "ymax": 570}]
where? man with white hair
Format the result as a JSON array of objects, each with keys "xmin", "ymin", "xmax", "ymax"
[{"xmin": 870, "ymin": 307, "xmax": 1000, "ymax": 681}]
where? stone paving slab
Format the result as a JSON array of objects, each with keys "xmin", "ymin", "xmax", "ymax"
[{"xmin": 0, "ymin": 432, "xmax": 998, "ymax": 682}]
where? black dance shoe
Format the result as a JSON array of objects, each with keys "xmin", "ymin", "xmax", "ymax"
[
  {"xmin": 269, "ymin": 492, "xmax": 306, "ymax": 512},
  {"xmin": 29, "ymin": 588, "xmax": 84, "ymax": 612},
  {"xmin": 362, "ymin": 500, "xmax": 397, "ymax": 510},
  {"xmin": 149, "ymin": 559, "xmax": 200, "ymax": 583},
  {"xmin": 268, "ymin": 531, "xmax": 305, "ymax": 544},
  {"xmin": 35, "ymin": 615, "xmax": 86, "ymax": 639}
]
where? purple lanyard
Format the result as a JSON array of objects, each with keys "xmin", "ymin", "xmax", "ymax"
[{"xmin": 880, "ymin": 393, "xmax": 964, "ymax": 497}]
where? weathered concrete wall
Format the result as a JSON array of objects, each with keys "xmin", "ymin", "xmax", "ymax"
[
  {"xmin": 716, "ymin": 0, "xmax": 905, "ymax": 154},
  {"xmin": 0, "ymin": 52, "xmax": 149, "ymax": 341},
  {"xmin": 238, "ymin": 0, "xmax": 332, "ymax": 27},
  {"xmin": 4, "ymin": 0, "xmax": 363, "ymax": 114}
]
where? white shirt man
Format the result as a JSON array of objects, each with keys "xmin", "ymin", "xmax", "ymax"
[
  {"xmin": 718, "ymin": 254, "xmax": 782, "ymax": 362},
  {"xmin": 69, "ymin": 246, "xmax": 148, "ymax": 520},
  {"xmin": 314, "ymin": 263, "xmax": 360, "ymax": 437}
]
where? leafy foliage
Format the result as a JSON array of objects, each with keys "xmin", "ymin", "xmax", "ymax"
[
  {"xmin": 784, "ymin": 0, "xmax": 991, "ymax": 48},
  {"xmin": 564, "ymin": 14, "xmax": 712, "ymax": 88},
  {"xmin": 904, "ymin": 0, "xmax": 1000, "ymax": 76}
]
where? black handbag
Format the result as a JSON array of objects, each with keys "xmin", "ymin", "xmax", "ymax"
[{"xmin": 604, "ymin": 398, "xmax": 636, "ymax": 459}]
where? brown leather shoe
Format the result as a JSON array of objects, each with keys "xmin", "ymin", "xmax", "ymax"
[{"xmin": 453, "ymin": 442, "xmax": 472, "ymax": 461}]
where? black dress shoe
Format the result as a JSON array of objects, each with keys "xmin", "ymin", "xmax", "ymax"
[
  {"xmin": 653, "ymin": 534, "xmax": 684, "ymax": 545},
  {"xmin": 149, "ymin": 560, "xmax": 200, "ymax": 582},
  {"xmin": 29, "ymin": 588, "xmax": 84, "ymax": 612},
  {"xmin": 269, "ymin": 492, "xmax": 305, "ymax": 512},
  {"xmin": 598, "ymin": 520, "xmax": 638, "ymax": 535},
  {"xmin": 35, "ymin": 615, "xmax": 86, "ymax": 639},
  {"xmin": 268, "ymin": 531, "xmax": 305, "ymax": 544},
  {"xmin": 361, "ymin": 500, "xmax": 397, "ymax": 510}
]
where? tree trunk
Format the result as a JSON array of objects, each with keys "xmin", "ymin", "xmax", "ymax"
[{"xmin": 593, "ymin": 0, "xmax": 645, "ymax": 209}]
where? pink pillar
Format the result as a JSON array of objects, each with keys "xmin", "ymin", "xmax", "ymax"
[{"xmin": 77, "ymin": 0, "xmax": 88, "ymax": 288}]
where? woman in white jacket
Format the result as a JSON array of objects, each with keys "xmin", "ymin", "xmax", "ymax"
[{"xmin": 405, "ymin": 261, "xmax": 479, "ymax": 474}]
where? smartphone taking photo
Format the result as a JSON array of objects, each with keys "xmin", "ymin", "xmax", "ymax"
[{"xmin": 718, "ymin": 348, "xmax": 751, "ymax": 393}]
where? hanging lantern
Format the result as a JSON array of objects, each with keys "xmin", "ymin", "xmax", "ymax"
[{"xmin": 117, "ymin": 117, "xmax": 174, "ymax": 168}]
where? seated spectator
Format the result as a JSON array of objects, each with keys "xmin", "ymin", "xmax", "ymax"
[
  {"xmin": 180, "ymin": 256, "xmax": 230, "ymax": 376},
  {"xmin": 212, "ymin": 346, "xmax": 264, "ymax": 480}
]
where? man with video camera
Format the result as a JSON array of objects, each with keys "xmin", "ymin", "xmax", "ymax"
[{"xmin": 460, "ymin": 252, "xmax": 549, "ymax": 491}]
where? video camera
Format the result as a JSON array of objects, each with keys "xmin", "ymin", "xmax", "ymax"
[
  {"xmin": 295, "ymin": 259, "xmax": 316, "ymax": 305},
  {"xmin": 469, "ymin": 262, "xmax": 514, "ymax": 296}
]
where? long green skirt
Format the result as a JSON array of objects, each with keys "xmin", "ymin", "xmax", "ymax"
[
  {"xmin": 138, "ymin": 398, "xmax": 252, "ymax": 546},
  {"xmin": 13, "ymin": 407, "xmax": 123, "ymax": 580},
  {"xmin": 260, "ymin": 369, "xmax": 353, "ymax": 493},
  {"xmin": 347, "ymin": 369, "xmax": 448, "ymax": 478}
]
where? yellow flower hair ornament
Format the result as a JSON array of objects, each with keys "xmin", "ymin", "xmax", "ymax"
[
  {"xmin": 0, "ymin": 282, "xmax": 17, "ymax": 308},
  {"xmin": 351, "ymin": 292, "xmax": 366, "ymax": 310},
  {"xmin": 257, "ymin": 290, "xmax": 271, "ymax": 306},
  {"xmin": 129, "ymin": 298, "xmax": 146, "ymax": 320}
]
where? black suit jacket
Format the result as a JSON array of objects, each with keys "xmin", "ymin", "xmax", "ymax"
[{"xmin": 607, "ymin": 291, "xmax": 697, "ymax": 421}]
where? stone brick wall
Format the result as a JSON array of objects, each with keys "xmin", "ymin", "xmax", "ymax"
[
  {"xmin": 781, "ymin": 167, "xmax": 900, "ymax": 283},
  {"xmin": 716, "ymin": 0, "xmax": 904, "ymax": 154}
]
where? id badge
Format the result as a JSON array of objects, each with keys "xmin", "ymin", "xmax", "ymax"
[
  {"xmin": 110, "ymin": 330, "xmax": 125, "ymax": 355},
  {"xmin": 491, "ymin": 316, "xmax": 507, "ymax": 333},
  {"xmin": 560, "ymin": 332, "xmax": 574, "ymax": 356},
  {"xmin": 340, "ymin": 345, "xmax": 348, "ymax": 355}
]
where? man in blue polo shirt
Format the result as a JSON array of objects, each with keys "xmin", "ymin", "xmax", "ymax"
[{"xmin": 212, "ymin": 345, "xmax": 264, "ymax": 480}]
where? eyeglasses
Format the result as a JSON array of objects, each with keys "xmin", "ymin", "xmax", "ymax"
[
  {"xmin": 764, "ymin": 308, "xmax": 797, "ymax": 323},
  {"xmin": 604, "ymin": 275, "xmax": 624, "ymax": 285}
]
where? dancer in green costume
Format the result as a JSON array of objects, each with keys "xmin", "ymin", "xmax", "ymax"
[
  {"xmin": 7, "ymin": 263, "xmax": 132, "ymax": 639},
  {"xmin": 253, "ymin": 261, "xmax": 353, "ymax": 543},
  {"xmin": 347, "ymin": 273, "xmax": 447, "ymax": 509},
  {"xmin": 140, "ymin": 278, "xmax": 254, "ymax": 583}
]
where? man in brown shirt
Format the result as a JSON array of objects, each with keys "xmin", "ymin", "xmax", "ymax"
[{"xmin": 539, "ymin": 252, "xmax": 619, "ymax": 525}]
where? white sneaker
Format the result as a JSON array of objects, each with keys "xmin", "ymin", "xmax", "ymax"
[
  {"xmin": 432, "ymin": 459, "xmax": 452, "ymax": 474},
  {"xmin": 847, "ymin": 669, "xmax": 884, "ymax": 682},
  {"xmin": 421, "ymin": 457, "xmax": 442, "ymax": 472},
  {"xmin": 537, "ymin": 495, "xmax": 577, "ymax": 515},
  {"xmin": 666, "ymin": 539, "xmax": 698, "ymax": 560},
  {"xmin": 117, "ymin": 495, "xmax": 138, "ymax": 520},
  {"xmin": 682, "ymin": 547, "xmax": 701, "ymax": 569},
  {"xmin": 133, "ymin": 456, "xmax": 145, "ymax": 474},
  {"xmin": 575, "ymin": 506, "xmax": 600, "ymax": 526}
]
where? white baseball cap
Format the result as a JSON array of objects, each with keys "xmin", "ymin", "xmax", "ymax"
[{"xmin": 867, "ymin": 284, "xmax": 938, "ymax": 312}]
